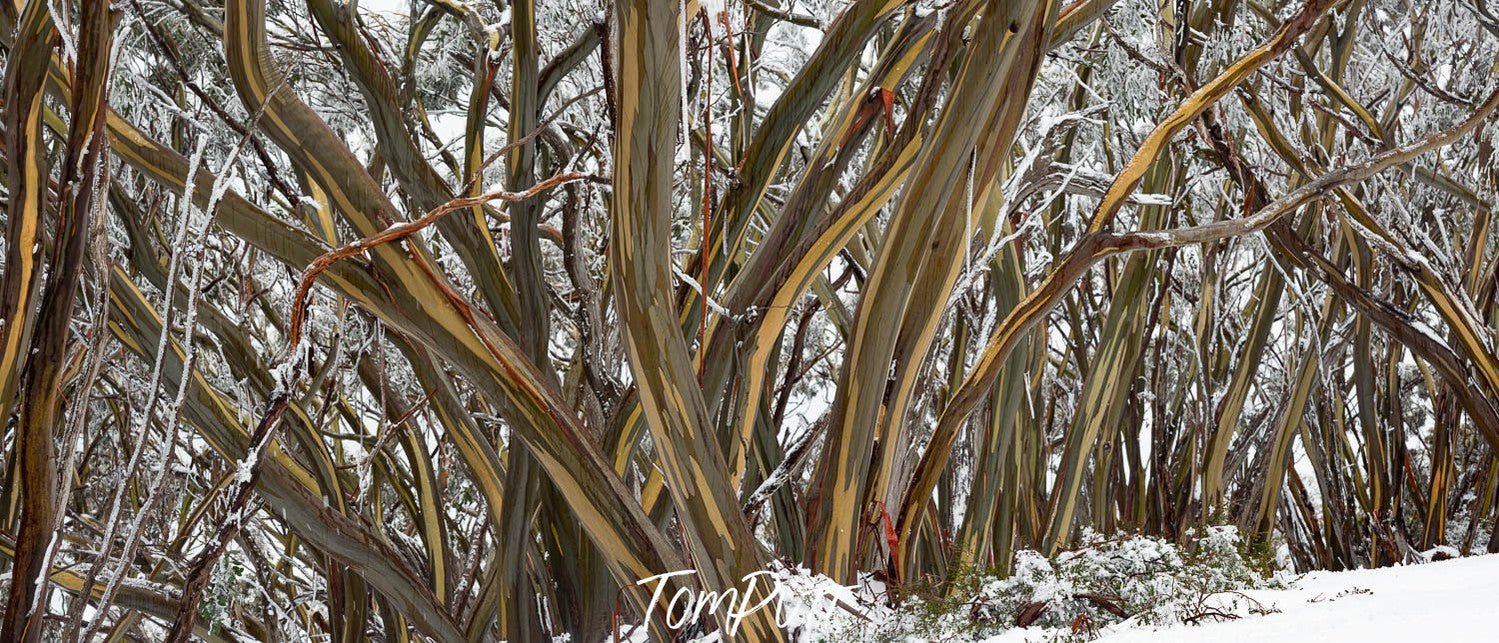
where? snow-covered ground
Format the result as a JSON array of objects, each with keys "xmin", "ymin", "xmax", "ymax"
[
  {"xmin": 1038, "ymin": 554, "xmax": 1499, "ymax": 643},
  {"xmin": 617, "ymin": 536, "xmax": 1495, "ymax": 643}
]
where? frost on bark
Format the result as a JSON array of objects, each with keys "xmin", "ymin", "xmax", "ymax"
[{"xmin": 2, "ymin": 0, "xmax": 1499, "ymax": 640}]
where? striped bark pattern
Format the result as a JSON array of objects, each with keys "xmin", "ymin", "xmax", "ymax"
[{"xmin": 2, "ymin": 0, "xmax": 1499, "ymax": 639}]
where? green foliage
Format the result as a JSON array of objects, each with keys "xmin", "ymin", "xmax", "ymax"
[
  {"xmin": 199, "ymin": 555, "xmax": 247, "ymax": 635},
  {"xmin": 870, "ymin": 527, "xmax": 1273, "ymax": 641}
]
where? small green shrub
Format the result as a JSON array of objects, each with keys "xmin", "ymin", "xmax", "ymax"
[{"xmin": 846, "ymin": 526, "xmax": 1274, "ymax": 641}]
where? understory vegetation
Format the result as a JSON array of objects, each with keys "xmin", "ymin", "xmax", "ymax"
[{"xmin": 782, "ymin": 526, "xmax": 1277, "ymax": 642}]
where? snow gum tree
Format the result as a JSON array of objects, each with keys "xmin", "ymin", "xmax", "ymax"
[{"xmin": 0, "ymin": 0, "xmax": 1497, "ymax": 639}]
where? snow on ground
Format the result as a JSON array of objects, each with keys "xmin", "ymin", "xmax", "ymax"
[
  {"xmin": 613, "ymin": 550, "xmax": 1499, "ymax": 642},
  {"xmin": 1039, "ymin": 554, "xmax": 1499, "ymax": 643}
]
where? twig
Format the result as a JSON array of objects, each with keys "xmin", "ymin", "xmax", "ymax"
[{"xmin": 287, "ymin": 170, "xmax": 586, "ymax": 346}]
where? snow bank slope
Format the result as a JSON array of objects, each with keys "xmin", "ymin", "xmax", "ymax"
[{"xmin": 1098, "ymin": 554, "xmax": 1499, "ymax": 643}]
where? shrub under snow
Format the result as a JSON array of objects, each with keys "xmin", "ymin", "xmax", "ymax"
[{"xmin": 795, "ymin": 526, "xmax": 1277, "ymax": 642}]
